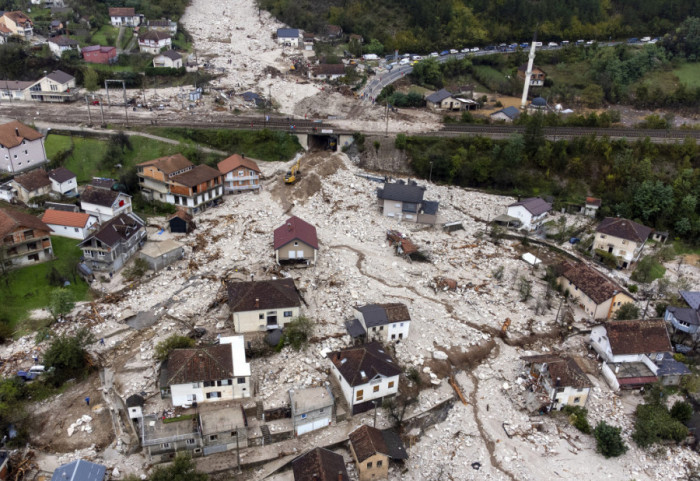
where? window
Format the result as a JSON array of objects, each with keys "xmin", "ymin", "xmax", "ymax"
[
  {"xmin": 161, "ymin": 443, "xmax": 171, "ymax": 448},
  {"xmin": 600, "ymin": 234, "xmax": 606, "ymax": 239},
  {"xmin": 205, "ymin": 392, "xmax": 221, "ymax": 399},
  {"xmin": 209, "ymin": 435, "xmax": 218, "ymax": 441},
  {"xmin": 400, "ymin": 323, "xmax": 404, "ymax": 327},
  {"xmin": 377, "ymin": 460, "xmax": 383, "ymax": 467},
  {"xmin": 238, "ymin": 170, "xmax": 244, "ymax": 176},
  {"xmin": 203, "ymin": 381, "xmax": 215, "ymax": 387},
  {"xmin": 388, "ymin": 381, "xmax": 394, "ymax": 389},
  {"xmin": 191, "ymin": 383, "xmax": 199, "ymax": 388},
  {"xmin": 219, "ymin": 379, "xmax": 232, "ymax": 386},
  {"xmin": 186, "ymin": 439, "xmax": 196, "ymax": 445},
  {"xmin": 259, "ymin": 313, "xmax": 265, "ymax": 320},
  {"xmin": 74, "ymin": 228, "xmax": 79, "ymax": 232},
  {"xmin": 373, "ymin": 385, "xmax": 379, "ymax": 392},
  {"xmin": 356, "ymin": 390, "xmax": 363, "ymax": 401},
  {"xmin": 367, "ymin": 462, "xmax": 373, "ymax": 468},
  {"xmin": 284, "ymin": 311, "xmax": 293, "ymax": 317},
  {"xmin": 237, "ymin": 377, "xmax": 246, "ymax": 384},
  {"xmin": 574, "ymin": 397, "xmax": 581, "ymax": 404},
  {"xmin": 294, "ymin": 241, "xmax": 299, "ymax": 246}
]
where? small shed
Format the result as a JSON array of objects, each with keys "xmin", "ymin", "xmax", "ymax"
[
  {"xmin": 138, "ymin": 240, "xmax": 184, "ymax": 271},
  {"xmin": 126, "ymin": 393, "xmax": 144, "ymax": 421},
  {"xmin": 168, "ymin": 210, "xmax": 195, "ymax": 233}
]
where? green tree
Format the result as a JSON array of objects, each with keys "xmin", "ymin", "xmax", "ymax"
[
  {"xmin": 155, "ymin": 335, "xmax": 195, "ymax": 361},
  {"xmin": 48, "ymin": 288, "xmax": 75, "ymax": 322},
  {"xmin": 43, "ymin": 328, "xmax": 96, "ymax": 385},
  {"xmin": 364, "ymin": 38, "xmax": 384, "ymax": 55},
  {"xmin": 83, "ymin": 67, "xmax": 99, "ymax": 92},
  {"xmin": 278, "ymin": 316, "xmax": 314, "ymax": 351},
  {"xmin": 614, "ymin": 303, "xmax": 640, "ymax": 320},
  {"xmin": 149, "ymin": 454, "xmax": 208, "ymax": 481},
  {"xmin": 411, "ymin": 58, "xmax": 443, "ymax": 88},
  {"xmin": 670, "ymin": 401, "xmax": 693, "ymax": 423},
  {"xmin": 581, "ymin": 84, "xmax": 604, "ymax": 108},
  {"xmin": 594, "ymin": 421, "xmax": 627, "ymax": 458},
  {"xmin": 563, "ymin": 405, "xmax": 591, "ymax": 434}
]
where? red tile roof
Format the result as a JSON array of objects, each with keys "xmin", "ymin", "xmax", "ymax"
[
  {"xmin": 108, "ymin": 7, "xmax": 135, "ymax": 16},
  {"xmin": 0, "ymin": 120, "xmax": 43, "ymax": 149},
  {"xmin": 596, "ymin": 217, "xmax": 652, "ymax": 243},
  {"xmin": 137, "ymin": 153, "xmax": 193, "ymax": 175},
  {"xmin": 273, "ymin": 216, "xmax": 318, "ymax": 250},
  {"xmin": 560, "ymin": 262, "xmax": 630, "ymax": 305},
  {"xmin": 0, "ymin": 208, "xmax": 52, "ymax": 237},
  {"xmin": 604, "ymin": 319, "xmax": 671, "ymax": 355},
  {"xmin": 42, "ymin": 209, "xmax": 91, "ymax": 228},
  {"xmin": 217, "ymin": 154, "xmax": 261, "ymax": 175}
]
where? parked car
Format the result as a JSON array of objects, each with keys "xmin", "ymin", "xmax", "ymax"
[
  {"xmin": 640, "ymin": 36, "xmax": 651, "ymax": 42},
  {"xmin": 471, "ymin": 47, "xmax": 480, "ymax": 52},
  {"xmin": 548, "ymin": 42, "xmax": 559, "ymax": 47},
  {"xmin": 430, "ymin": 52, "xmax": 439, "ymax": 58},
  {"xmin": 628, "ymin": 38, "xmax": 639, "ymax": 43},
  {"xmin": 586, "ymin": 39, "xmax": 596, "ymax": 45},
  {"xmin": 576, "ymin": 39, "xmax": 585, "ymax": 45},
  {"xmin": 534, "ymin": 41, "xmax": 542, "ymax": 47},
  {"xmin": 399, "ymin": 58, "xmax": 410, "ymax": 65},
  {"xmin": 439, "ymin": 50, "xmax": 450, "ymax": 56},
  {"xmin": 17, "ymin": 371, "xmax": 37, "ymax": 381},
  {"xmin": 520, "ymin": 42, "xmax": 529, "ymax": 48},
  {"xmin": 649, "ymin": 38, "xmax": 659, "ymax": 44},
  {"xmin": 485, "ymin": 45, "xmax": 497, "ymax": 51},
  {"xmin": 460, "ymin": 48, "xmax": 470, "ymax": 53},
  {"xmin": 412, "ymin": 55, "xmax": 423, "ymax": 60},
  {"xmin": 561, "ymin": 40, "xmax": 570, "ymax": 45},
  {"xmin": 449, "ymin": 48, "xmax": 458, "ymax": 54}
]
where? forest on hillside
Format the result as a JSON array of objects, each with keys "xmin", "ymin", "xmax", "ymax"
[{"xmin": 258, "ymin": 0, "xmax": 700, "ymax": 53}]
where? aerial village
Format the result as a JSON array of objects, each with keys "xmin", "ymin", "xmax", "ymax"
[{"xmin": 1, "ymin": 0, "xmax": 700, "ymax": 480}]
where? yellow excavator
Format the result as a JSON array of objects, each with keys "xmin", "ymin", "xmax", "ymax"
[{"xmin": 284, "ymin": 158, "xmax": 301, "ymax": 184}]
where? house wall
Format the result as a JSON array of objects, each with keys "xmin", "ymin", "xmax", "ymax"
[
  {"xmin": 292, "ymin": 404, "xmax": 332, "ymax": 436},
  {"xmin": 139, "ymin": 38, "xmax": 171, "ymax": 54},
  {"xmin": 13, "ymin": 183, "xmax": 51, "ymax": 204},
  {"xmin": 329, "ymin": 362, "xmax": 355, "ymax": 407},
  {"xmin": 223, "ymin": 168, "xmax": 260, "ymax": 193},
  {"xmin": 50, "ymin": 176, "xmax": 77, "ymax": 194},
  {"xmin": 46, "ymin": 218, "xmax": 96, "ymax": 240},
  {"xmin": 665, "ymin": 309, "xmax": 700, "ymax": 337},
  {"xmin": 167, "ymin": 183, "xmax": 223, "ymax": 214},
  {"xmin": 558, "ymin": 276, "xmax": 634, "ymax": 319},
  {"xmin": 0, "ymin": 138, "xmax": 47, "ymax": 173},
  {"xmin": 170, "ymin": 377, "xmax": 251, "ymax": 407},
  {"xmin": 202, "ymin": 426, "xmax": 248, "ymax": 449},
  {"xmin": 350, "ymin": 375, "xmax": 399, "ymax": 407},
  {"xmin": 278, "ymin": 36, "xmax": 299, "ymax": 47},
  {"xmin": 387, "ymin": 321, "xmax": 410, "ymax": 341},
  {"xmin": 276, "ymin": 240, "xmax": 316, "ymax": 263},
  {"xmin": 506, "ymin": 205, "xmax": 548, "ymax": 231},
  {"xmin": 232, "ymin": 307, "xmax": 300, "ymax": 333},
  {"xmin": 83, "ymin": 49, "xmax": 116, "ymax": 64},
  {"xmin": 601, "ymin": 362, "xmax": 621, "ymax": 391},
  {"xmin": 552, "ymin": 386, "xmax": 590, "ymax": 409},
  {"xmin": 81, "ymin": 226, "xmax": 145, "ymax": 272},
  {"xmin": 593, "ymin": 233, "xmax": 643, "ymax": 266},
  {"xmin": 417, "ymin": 212, "xmax": 437, "ymax": 225},
  {"xmin": 110, "ymin": 15, "xmax": 140, "ymax": 27},
  {"xmin": 491, "ymin": 112, "xmax": 515, "ymax": 123},
  {"xmin": 139, "ymin": 247, "xmax": 184, "ymax": 271},
  {"xmin": 153, "ymin": 55, "xmax": 182, "ymax": 68},
  {"xmin": 81, "ymin": 195, "xmax": 132, "ymax": 222},
  {"xmin": 381, "ymin": 198, "xmax": 418, "ymax": 223},
  {"xmin": 2, "ymin": 227, "xmax": 53, "ymax": 267},
  {"xmin": 349, "ymin": 446, "xmax": 389, "ymax": 481},
  {"xmin": 439, "ymin": 97, "xmax": 460, "ymax": 110}
]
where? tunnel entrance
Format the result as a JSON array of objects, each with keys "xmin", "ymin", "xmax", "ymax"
[{"xmin": 308, "ymin": 134, "xmax": 338, "ymax": 151}]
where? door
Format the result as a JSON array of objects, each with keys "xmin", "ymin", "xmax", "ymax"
[
  {"xmin": 312, "ymin": 417, "xmax": 330, "ymax": 430},
  {"xmin": 267, "ymin": 312, "xmax": 277, "ymax": 327}
]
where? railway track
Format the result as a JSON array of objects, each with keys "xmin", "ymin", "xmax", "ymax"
[{"xmin": 440, "ymin": 123, "xmax": 700, "ymax": 140}]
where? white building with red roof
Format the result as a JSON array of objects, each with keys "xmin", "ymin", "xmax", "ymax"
[
  {"xmin": 41, "ymin": 209, "xmax": 97, "ymax": 240},
  {"xmin": 273, "ymin": 216, "xmax": 318, "ymax": 266}
]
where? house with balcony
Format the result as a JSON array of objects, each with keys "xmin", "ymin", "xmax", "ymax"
[
  {"xmin": 108, "ymin": 7, "xmax": 142, "ymax": 27},
  {"xmin": 348, "ymin": 303, "xmax": 411, "ymax": 343},
  {"xmin": 26, "ymin": 70, "xmax": 79, "ymax": 103},
  {"xmin": 137, "ymin": 154, "xmax": 193, "ymax": 201},
  {"xmin": 377, "ymin": 180, "xmax": 439, "ymax": 224},
  {"xmin": 147, "ymin": 18, "xmax": 177, "ymax": 35},
  {"xmin": 0, "ymin": 121, "xmax": 47, "ymax": 173},
  {"xmin": 138, "ymin": 30, "xmax": 171, "ymax": 54},
  {"xmin": 0, "ymin": 11, "xmax": 33, "ymax": 38},
  {"xmin": 520, "ymin": 354, "xmax": 592, "ymax": 412},
  {"xmin": 593, "ymin": 217, "xmax": 652, "ymax": 269},
  {"xmin": 160, "ymin": 336, "xmax": 251, "ymax": 407},
  {"xmin": 665, "ymin": 290, "xmax": 700, "ymax": 342},
  {"xmin": 80, "ymin": 186, "xmax": 132, "ymax": 222},
  {"xmin": 81, "ymin": 45, "xmax": 117, "ymax": 64},
  {"xmin": 557, "ymin": 262, "xmax": 635, "ymax": 320},
  {"xmin": 217, "ymin": 154, "xmax": 261, "ymax": 194},
  {"xmin": 11, "ymin": 169, "xmax": 51, "ymax": 204},
  {"xmin": 226, "ymin": 278, "xmax": 301, "ymax": 332},
  {"xmin": 328, "ymin": 342, "xmax": 401, "ymax": 415},
  {"xmin": 78, "ymin": 212, "xmax": 146, "ymax": 272},
  {"xmin": 0, "ymin": 208, "xmax": 53, "ymax": 268},
  {"xmin": 290, "ymin": 386, "xmax": 334, "ymax": 437},
  {"xmin": 48, "ymin": 36, "xmax": 79, "ymax": 58},
  {"xmin": 48, "ymin": 167, "xmax": 77, "ymax": 196}
]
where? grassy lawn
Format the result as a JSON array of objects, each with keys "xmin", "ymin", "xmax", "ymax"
[
  {"xmin": 634, "ymin": 69, "xmax": 682, "ymax": 94},
  {"xmin": 673, "ymin": 62, "xmax": 700, "ymax": 88},
  {"xmin": 45, "ymin": 134, "xmax": 183, "ymax": 182},
  {"xmin": 172, "ymin": 32, "xmax": 192, "ymax": 52},
  {"xmin": 1, "ymin": 237, "xmax": 91, "ymax": 330},
  {"xmin": 90, "ymin": 25, "xmax": 119, "ymax": 46},
  {"xmin": 673, "ymin": 241, "xmax": 700, "ymax": 256},
  {"xmin": 545, "ymin": 61, "xmax": 592, "ymax": 88}
]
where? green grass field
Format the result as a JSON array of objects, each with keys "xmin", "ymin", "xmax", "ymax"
[
  {"xmin": 90, "ymin": 25, "xmax": 119, "ymax": 46},
  {"xmin": 1, "ymin": 237, "xmax": 91, "ymax": 330},
  {"xmin": 673, "ymin": 62, "xmax": 700, "ymax": 89}
]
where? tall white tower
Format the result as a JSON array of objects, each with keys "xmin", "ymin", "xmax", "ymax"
[{"xmin": 520, "ymin": 33, "xmax": 538, "ymax": 109}]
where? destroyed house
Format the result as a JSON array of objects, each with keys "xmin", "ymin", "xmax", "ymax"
[
  {"xmin": 160, "ymin": 336, "xmax": 251, "ymax": 407},
  {"xmin": 292, "ymin": 447, "xmax": 349, "ymax": 481},
  {"xmin": 226, "ymin": 278, "xmax": 301, "ymax": 332},
  {"xmin": 521, "ymin": 354, "xmax": 592, "ymax": 411},
  {"xmin": 377, "ymin": 180, "xmax": 439, "ymax": 224},
  {"xmin": 348, "ymin": 425, "xmax": 407, "ymax": 481},
  {"xmin": 557, "ymin": 262, "xmax": 635, "ymax": 319},
  {"xmin": 11, "ymin": 168, "xmax": 51, "ymax": 203},
  {"xmin": 350, "ymin": 303, "xmax": 411, "ymax": 343},
  {"xmin": 273, "ymin": 215, "xmax": 318, "ymax": 266},
  {"xmin": 78, "ymin": 213, "xmax": 146, "ymax": 272},
  {"xmin": 328, "ymin": 342, "xmax": 401, "ymax": 415},
  {"xmin": 594, "ymin": 217, "xmax": 652, "ymax": 268}
]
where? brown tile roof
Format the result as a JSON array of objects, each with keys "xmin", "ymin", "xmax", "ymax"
[
  {"xmin": 0, "ymin": 207, "xmax": 52, "ymax": 237},
  {"xmin": 291, "ymin": 447, "xmax": 349, "ymax": 481},
  {"xmin": 137, "ymin": 154, "xmax": 193, "ymax": 175},
  {"xmin": 349, "ymin": 425, "xmax": 388, "ymax": 462},
  {"xmin": 596, "ymin": 217, "xmax": 652, "ymax": 243},
  {"xmin": 108, "ymin": 7, "xmax": 135, "ymax": 16},
  {"xmin": 560, "ymin": 262, "xmax": 630, "ymax": 305},
  {"xmin": 3, "ymin": 11, "xmax": 32, "ymax": 26},
  {"xmin": 274, "ymin": 216, "xmax": 318, "ymax": 250},
  {"xmin": 13, "ymin": 169, "xmax": 50, "ymax": 192},
  {"xmin": 81, "ymin": 186, "xmax": 123, "ymax": 207},
  {"xmin": 604, "ymin": 319, "xmax": 671, "ymax": 355},
  {"xmin": 217, "ymin": 154, "xmax": 261, "ymax": 175},
  {"xmin": 139, "ymin": 30, "xmax": 170, "ymax": 42},
  {"xmin": 328, "ymin": 342, "xmax": 402, "ymax": 387},
  {"xmin": 521, "ymin": 354, "xmax": 591, "ymax": 389},
  {"xmin": 42, "ymin": 209, "xmax": 91, "ymax": 228},
  {"xmin": 79, "ymin": 213, "xmax": 144, "ymax": 248},
  {"xmin": 165, "ymin": 344, "xmax": 233, "ymax": 385},
  {"xmin": 227, "ymin": 278, "xmax": 301, "ymax": 312},
  {"xmin": 0, "ymin": 120, "xmax": 43, "ymax": 149},
  {"xmin": 48, "ymin": 167, "xmax": 76, "ymax": 183},
  {"xmin": 586, "ymin": 197, "xmax": 602, "ymax": 207},
  {"xmin": 168, "ymin": 209, "xmax": 193, "ymax": 222},
  {"xmin": 170, "ymin": 164, "xmax": 221, "ymax": 188},
  {"xmin": 314, "ymin": 64, "xmax": 346, "ymax": 76}
]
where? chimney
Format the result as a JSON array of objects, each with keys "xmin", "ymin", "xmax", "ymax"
[
  {"xmin": 242, "ymin": 153, "xmax": 245, "ymax": 158},
  {"xmin": 15, "ymin": 127, "xmax": 19, "ymax": 137},
  {"xmin": 250, "ymin": 273, "xmax": 255, "ymax": 283},
  {"xmin": 555, "ymin": 377, "xmax": 561, "ymax": 387},
  {"xmin": 255, "ymin": 298, "xmax": 259, "ymax": 309},
  {"xmin": 338, "ymin": 471, "xmax": 344, "ymax": 481},
  {"xmin": 287, "ymin": 222, "xmax": 292, "ymax": 231}
]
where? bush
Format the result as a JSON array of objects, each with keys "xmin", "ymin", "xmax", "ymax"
[
  {"xmin": 43, "ymin": 328, "xmax": 96, "ymax": 385},
  {"xmin": 149, "ymin": 453, "xmax": 208, "ymax": 481},
  {"xmin": 633, "ymin": 402, "xmax": 689, "ymax": 447},
  {"xmin": 594, "ymin": 421, "xmax": 627, "ymax": 458},
  {"xmin": 155, "ymin": 335, "xmax": 195, "ymax": 361},
  {"xmin": 614, "ymin": 303, "xmax": 640, "ymax": 320},
  {"xmin": 48, "ymin": 288, "xmax": 75, "ymax": 321},
  {"xmin": 627, "ymin": 284, "xmax": 638, "ymax": 293},
  {"xmin": 595, "ymin": 249, "xmax": 618, "ymax": 268},
  {"xmin": 123, "ymin": 257, "xmax": 150, "ymax": 281},
  {"xmin": 277, "ymin": 316, "xmax": 314, "ymax": 351},
  {"xmin": 563, "ymin": 405, "xmax": 591, "ymax": 434},
  {"xmin": 670, "ymin": 401, "xmax": 693, "ymax": 423}
]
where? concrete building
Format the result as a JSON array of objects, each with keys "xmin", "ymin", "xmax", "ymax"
[
  {"xmin": 12, "ymin": 169, "xmax": 51, "ymax": 203},
  {"xmin": 48, "ymin": 36, "xmax": 79, "ymax": 58},
  {"xmin": 506, "ymin": 197, "xmax": 552, "ymax": 231},
  {"xmin": 227, "ymin": 278, "xmax": 302, "ymax": 333},
  {"xmin": 108, "ymin": 7, "xmax": 142, "ymax": 27},
  {"xmin": 521, "ymin": 354, "xmax": 592, "ymax": 411},
  {"xmin": 48, "ymin": 167, "xmax": 78, "ymax": 196},
  {"xmin": 217, "ymin": 154, "xmax": 261, "ymax": 194},
  {"xmin": 80, "ymin": 186, "xmax": 132, "ymax": 222},
  {"xmin": 0, "ymin": 11, "xmax": 33, "ymax": 38},
  {"xmin": 153, "ymin": 50, "xmax": 182, "ymax": 68},
  {"xmin": 665, "ymin": 290, "xmax": 700, "ymax": 342},
  {"xmin": 289, "ymin": 386, "xmax": 334, "ymax": 436},
  {"xmin": 147, "ymin": 18, "xmax": 177, "ymax": 35},
  {"xmin": 348, "ymin": 425, "xmax": 408, "ymax": 481},
  {"xmin": 0, "ymin": 121, "xmax": 47, "ymax": 173},
  {"xmin": 138, "ymin": 30, "xmax": 171, "ymax": 54},
  {"xmin": 517, "ymin": 64, "xmax": 546, "ymax": 86},
  {"xmin": 277, "ymin": 28, "xmax": 300, "ymax": 47},
  {"xmin": 350, "ymin": 303, "xmax": 411, "ymax": 343},
  {"xmin": 81, "ymin": 45, "xmax": 117, "ymax": 64},
  {"xmin": 78, "ymin": 213, "xmax": 146, "ymax": 272},
  {"xmin": 138, "ymin": 239, "xmax": 184, "ymax": 271},
  {"xmin": 199, "ymin": 405, "xmax": 248, "ymax": 455},
  {"xmin": 377, "ymin": 180, "xmax": 439, "ymax": 224},
  {"xmin": 0, "ymin": 208, "xmax": 53, "ymax": 268},
  {"xmin": 593, "ymin": 217, "xmax": 652, "ymax": 268}
]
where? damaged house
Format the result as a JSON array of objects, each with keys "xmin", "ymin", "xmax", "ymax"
[
  {"xmin": 665, "ymin": 290, "xmax": 700, "ymax": 343},
  {"xmin": 348, "ymin": 424, "xmax": 408, "ymax": 481},
  {"xmin": 346, "ymin": 303, "xmax": 411, "ymax": 343},
  {"xmin": 377, "ymin": 180, "xmax": 439, "ymax": 225},
  {"xmin": 273, "ymin": 216, "xmax": 318, "ymax": 266},
  {"xmin": 521, "ymin": 354, "xmax": 592, "ymax": 412},
  {"xmin": 226, "ymin": 278, "xmax": 302, "ymax": 332}
]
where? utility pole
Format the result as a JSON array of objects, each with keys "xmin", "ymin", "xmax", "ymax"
[
  {"xmin": 105, "ymin": 80, "xmax": 110, "ymax": 106},
  {"xmin": 373, "ymin": 400, "xmax": 378, "ymax": 428},
  {"xmin": 85, "ymin": 96, "xmax": 92, "ymax": 125},
  {"xmin": 385, "ymin": 101, "xmax": 389, "ymax": 137},
  {"xmin": 236, "ymin": 431, "xmax": 241, "ymax": 473},
  {"xmin": 429, "ymin": 161, "xmax": 433, "ymax": 183},
  {"xmin": 99, "ymin": 100, "xmax": 106, "ymax": 127},
  {"xmin": 555, "ymin": 297, "xmax": 564, "ymax": 324},
  {"xmin": 123, "ymin": 86, "xmax": 129, "ymax": 126}
]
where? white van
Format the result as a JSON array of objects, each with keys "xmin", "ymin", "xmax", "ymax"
[
  {"xmin": 430, "ymin": 52, "xmax": 439, "ymax": 58},
  {"xmin": 29, "ymin": 365, "xmax": 46, "ymax": 374},
  {"xmin": 641, "ymin": 36, "xmax": 651, "ymax": 43}
]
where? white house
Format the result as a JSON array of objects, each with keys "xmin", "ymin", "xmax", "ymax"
[
  {"xmin": 48, "ymin": 167, "xmax": 77, "ymax": 196},
  {"xmin": 162, "ymin": 336, "xmax": 251, "ymax": 407},
  {"xmin": 80, "ymin": 186, "xmax": 132, "ymax": 222},
  {"xmin": 0, "ymin": 71, "xmax": 79, "ymax": 103},
  {"xmin": 0, "ymin": 120, "xmax": 47, "ymax": 173},
  {"xmin": 41, "ymin": 209, "xmax": 97, "ymax": 240},
  {"xmin": 584, "ymin": 197, "xmax": 601, "ymax": 217},
  {"xmin": 48, "ymin": 36, "xmax": 79, "ymax": 58},
  {"xmin": 289, "ymin": 386, "xmax": 334, "ymax": 436},
  {"xmin": 152, "ymin": 50, "xmax": 182, "ymax": 68},
  {"xmin": 351, "ymin": 303, "xmax": 411, "ymax": 343},
  {"xmin": 506, "ymin": 197, "xmax": 552, "ymax": 231},
  {"xmin": 138, "ymin": 30, "xmax": 171, "ymax": 55},
  {"xmin": 589, "ymin": 319, "xmax": 671, "ymax": 390},
  {"xmin": 227, "ymin": 278, "xmax": 302, "ymax": 332},
  {"xmin": 108, "ymin": 7, "xmax": 142, "ymax": 27},
  {"xmin": 276, "ymin": 28, "xmax": 300, "ymax": 47},
  {"xmin": 328, "ymin": 342, "xmax": 401, "ymax": 415},
  {"xmin": 521, "ymin": 354, "xmax": 592, "ymax": 411},
  {"xmin": 377, "ymin": 180, "xmax": 440, "ymax": 224},
  {"xmin": 593, "ymin": 217, "xmax": 652, "ymax": 269}
]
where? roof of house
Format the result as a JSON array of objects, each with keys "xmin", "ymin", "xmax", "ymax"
[
  {"xmin": 518, "ymin": 63, "xmax": 544, "ymax": 72},
  {"xmin": 0, "ymin": 120, "xmax": 43, "ymax": 148},
  {"xmin": 491, "ymin": 106, "xmax": 520, "ymax": 120},
  {"xmin": 425, "ymin": 88, "xmax": 453, "ymax": 103},
  {"xmin": 80, "ymin": 186, "xmax": 125, "ymax": 207},
  {"xmin": 165, "ymin": 344, "xmax": 233, "ymax": 385},
  {"xmin": 656, "ymin": 352, "xmax": 692, "ymax": 377},
  {"xmin": 139, "ymin": 30, "xmax": 170, "ymax": 41},
  {"xmin": 355, "ymin": 303, "xmax": 410, "ymax": 328},
  {"xmin": 521, "ymin": 354, "xmax": 591, "ymax": 389},
  {"xmin": 531, "ymin": 96, "xmax": 547, "ymax": 107},
  {"xmin": 585, "ymin": 197, "xmax": 602, "ymax": 207},
  {"xmin": 241, "ymin": 91, "xmax": 261, "ymax": 102},
  {"xmin": 666, "ymin": 306, "xmax": 700, "ymax": 326},
  {"xmin": 46, "ymin": 70, "xmax": 74, "ymax": 84},
  {"xmin": 50, "ymin": 459, "xmax": 106, "ymax": 481},
  {"xmin": 217, "ymin": 153, "xmax": 261, "ymax": 175},
  {"xmin": 82, "ymin": 45, "xmax": 116, "ymax": 53},
  {"xmin": 48, "ymin": 167, "xmax": 76, "ymax": 183},
  {"xmin": 125, "ymin": 393, "xmax": 144, "ymax": 407},
  {"xmin": 596, "ymin": 217, "xmax": 652, "ymax": 243},
  {"xmin": 137, "ymin": 153, "xmax": 192, "ymax": 175},
  {"xmin": 277, "ymin": 28, "xmax": 300, "ymax": 38},
  {"xmin": 314, "ymin": 64, "xmax": 346, "ymax": 76},
  {"xmin": 0, "ymin": 24, "xmax": 10, "ymax": 35},
  {"xmin": 348, "ymin": 425, "xmax": 408, "ymax": 462},
  {"xmin": 50, "ymin": 35, "xmax": 78, "ymax": 46},
  {"xmin": 3, "ymin": 11, "xmax": 32, "ymax": 26},
  {"xmin": 139, "ymin": 239, "xmax": 183, "ymax": 259},
  {"xmin": 170, "ymin": 164, "xmax": 221, "ymax": 187},
  {"xmin": 377, "ymin": 181, "xmax": 426, "ymax": 203},
  {"xmin": 158, "ymin": 49, "xmax": 182, "ymax": 60},
  {"xmin": 681, "ymin": 291, "xmax": 700, "ymax": 311},
  {"xmin": 345, "ymin": 319, "xmax": 366, "ymax": 338},
  {"xmin": 273, "ymin": 216, "xmax": 318, "ymax": 250},
  {"xmin": 328, "ymin": 342, "xmax": 401, "ymax": 387},
  {"xmin": 0, "ymin": 208, "xmax": 51, "ymax": 237},
  {"xmin": 508, "ymin": 197, "xmax": 552, "ymax": 216},
  {"xmin": 292, "ymin": 447, "xmax": 349, "ymax": 481},
  {"xmin": 168, "ymin": 209, "xmax": 194, "ymax": 223},
  {"xmin": 0, "ymin": 80, "xmax": 34, "ymax": 90},
  {"xmin": 13, "ymin": 169, "xmax": 51, "ymax": 192},
  {"xmin": 604, "ymin": 319, "xmax": 672, "ymax": 355},
  {"xmin": 226, "ymin": 278, "xmax": 301, "ymax": 312},
  {"xmin": 42, "ymin": 209, "xmax": 91, "ymax": 228},
  {"xmin": 560, "ymin": 262, "xmax": 630, "ymax": 305},
  {"xmin": 79, "ymin": 213, "xmax": 144, "ymax": 248},
  {"xmin": 89, "ymin": 178, "xmax": 116, "ymax": 190},
  {"xmin": 109, "ymin": 7, "xmax": 136, "ymax": 16}
]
